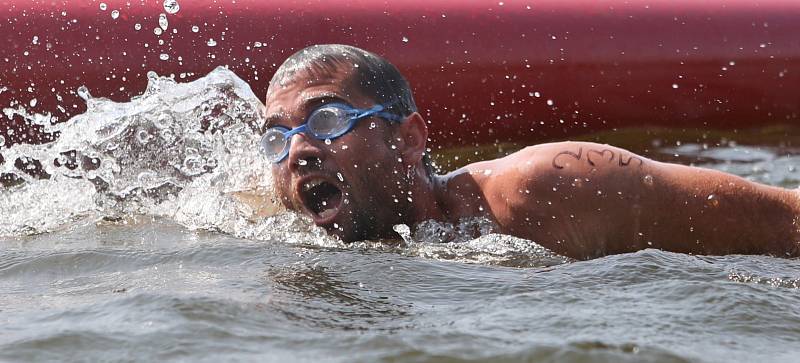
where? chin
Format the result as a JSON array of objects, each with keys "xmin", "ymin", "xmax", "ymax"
[
  {"xmin": 321, "ymin": 219, "xmax": 361, "ymax": 243},
  {"xmin": 320, "ymin": 211, "xmax": 383, "ymax": 243}
]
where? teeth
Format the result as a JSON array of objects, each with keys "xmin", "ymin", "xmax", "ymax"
[{"xmin": 302, "ymin": 178, "xmax": 325, "ymax": 191}]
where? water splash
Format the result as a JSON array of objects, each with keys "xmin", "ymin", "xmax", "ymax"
[
  {"xmin": 385, "ymin": 218, "xmax": 570, "ymax": 267},
  {"xmin": 0, "ymin": 68, "xmax": 566, "ymax": 265},
  {"xmin": 0, "ymin": 67, "xmax": 282, "ymax": 237}
]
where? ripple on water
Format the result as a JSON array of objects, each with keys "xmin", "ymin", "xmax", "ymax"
[{"xmin": 2, "ymin": 67, "xmax": 800, "ymax": 362}]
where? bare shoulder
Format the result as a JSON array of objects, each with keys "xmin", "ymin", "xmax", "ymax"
[
  {"xmin": 472, "ymin": 142, "xmax": 654, "ymax": 184},
  {"xmin": 455, "ymin": 141, "xmax": 658, "ymax": 202},
  {"xmin": 474, "ymin": 141, "xmax": 659, "ymax": 207},
  {"xmin": 512, "ymin": 141, "xmax": 652, "ymax": 171}
]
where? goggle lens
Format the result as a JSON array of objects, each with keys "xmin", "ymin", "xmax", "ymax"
[
  {"xmin": 260, "ymin": 128, "xmax": 289, "ymax": 162},
  {"xmin": 306, "ymin": 106, "xmax": 351, "ymax": 138}
]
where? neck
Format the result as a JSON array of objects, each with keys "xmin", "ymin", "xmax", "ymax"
[{"xmin": 404, "ymin": 167, "xmax": 448, "ymax": 225}]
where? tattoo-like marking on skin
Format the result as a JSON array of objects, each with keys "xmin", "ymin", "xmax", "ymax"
[
  {"xmin": 618, "ymin": 153, "xmax": 644, "ymax": 167},
  {"xmin": 586, "ymin": 149, "xmax": 614, "ymax": 166},
  {"xmin": 552, "ymin": 147, "xmax": 645, "ymax": 169},
  {"xmin": 552, "ymin": 147, "xmax": 583, "ymax": 169}
]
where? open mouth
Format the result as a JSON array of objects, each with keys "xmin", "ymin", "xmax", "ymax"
[{"xmin": 299, "ymin": 177, "xmax": 343, "ymax": 223}]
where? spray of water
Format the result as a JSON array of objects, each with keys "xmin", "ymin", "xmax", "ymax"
[
  {"xmin": 0, "ymin": 68, "xmax": 293, "ymax": 237},
  {"xmin": 0, "ymin": 68, "xmax": 564, "ymax": 265}
]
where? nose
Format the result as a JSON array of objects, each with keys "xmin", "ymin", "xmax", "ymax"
[{"xmin": 286, "ymin": 132, "xmax": 325, "ymax": 172}]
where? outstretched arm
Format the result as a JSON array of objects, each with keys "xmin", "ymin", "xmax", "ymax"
[{"xmin": 491, "ymin": 142, "xmax": 800, "ymax": 259}]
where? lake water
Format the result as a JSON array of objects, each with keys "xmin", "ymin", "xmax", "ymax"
[{"xmin": 1, "ymin": 69, "xmax": 799, "ymax": 362}]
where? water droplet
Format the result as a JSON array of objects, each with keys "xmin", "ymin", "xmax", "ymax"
[
  {"xmin": 99, "ymin": 3, "xmax": 107, "ymax": 11},
  {"xmin": 369, "ymin": 122, "xmax": 376, "ymax": 129},
  {"xmin": 147, "ymin": 71, "xmax": 158, "ymax": 82},
  {"xmin": 163, "ymin": 0, "xmax": 180, "ymax": 14},
  {"xmin": 134, "ymin": 23, "xmax": 142, "ymax": 31},
  {"xmin": 136, "ymin": 129, "xmax": 152, "ymax": 144},
  {"xmin": 337, "ymin": 172, "xmax": 344, "ymax": 182},
  {"xmin": 159, "ymin": 53, "xmax": 169, "ymax": 61},
  {"xmin": 546, "ymin": 99, "xmax": 554, "ymax": 106},
  {"xmin": 191, "ymin": 25, "xmax": 199, "ymax": 33},
  {"xmin": 154, "ymin": 28, "xmax": 163, "ymax": 36},
  {"xmin": 111, "ymin": 10, "xmax": 119, "ymax": 19},
  {"xmin": 254, "ymin": 41, "xmax": 263, "ymax": 48},
  {"xmin": 340, "ymin": 144, "xmax": 348, "ymax": 150},
  {"xmin": 672, "ymin": 83, "xmax": 679, "ymax": 89},
  {"xmin": 77, "ymin": 85, "xmax": 91, "ymax": 101},
  {"xmin": 32, "ymin": 36, "xmax": 38, "ymax": 45},
  {"xmin": 324, "ymin": 139, "xmax": 331, "ymax": 145},
  {"xmin": 155, "ymin": 114, "xmax": 173, "ymax": 129},
  {"xmin": 706, "ymin": 194, "xmax": 720, "ymax": 207},
  {"xmin": 298, "ymin": 159, "xmax": 307, "ymax": 166},
  {"xmin": 29, "ymin": 98, "xmax": 37, "ymax": 107},
  {"xmin": 0, "ymin": 135, "xmax": 5, "ymax": 147},
  {"xmin": 401, "ymin": 36, "xmax": 409, "ymax": 43},
  {"xmin": 158, "ymin": 13, "xmax": 169, "ymax": 30},
  {"xmin": 643, "ymin": 174, "xmax": 654, "ymax": 186},
  {"xmin": 206, "ymin": 38, "xmax": 217, "ymax": 47}
]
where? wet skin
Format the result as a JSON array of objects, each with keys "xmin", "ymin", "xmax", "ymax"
[
  {"xmin": 450, "ymin": 143, "xmax": 800, "ymax": 259},
  {"xmin": 265, "ymin": 67, "xmax": 800, "ymax": 260},
  {"xmin": 264, "ymin": 67, "xmax": 442, "ymax": 242}
]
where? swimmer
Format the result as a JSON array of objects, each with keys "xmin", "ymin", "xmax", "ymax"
[{"xmin": 262, "ymin": 44, "xmax": 800, "ymax": 259}]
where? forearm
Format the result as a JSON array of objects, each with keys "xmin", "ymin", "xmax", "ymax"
[{"xmin": 643, "ymin": 162, "xmax": 800, "ymax": 255}]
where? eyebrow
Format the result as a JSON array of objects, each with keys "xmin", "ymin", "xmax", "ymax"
[
  {"xmin": 300, "ymin": 92, "xmax": 349, "ymax": 111},
  {"xmin": 263, "ymin": 112, "xmax": 288, "ymax": 130}
]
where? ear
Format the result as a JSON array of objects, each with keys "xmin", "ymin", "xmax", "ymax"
[{"xmin": 396, "ymin": 112, "xmax": 428, "ymax": 166}]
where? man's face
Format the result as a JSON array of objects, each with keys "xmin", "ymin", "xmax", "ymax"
[{"xmin": 264, "ymin": 67, "xmax": 411, "ymax": 241}]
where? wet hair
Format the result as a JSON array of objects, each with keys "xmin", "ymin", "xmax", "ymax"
[
  {"xmin": 270, "ymin": 44, "xmax": 417, "ymax": 116},
  {"xmin": 269, "ymin": 44, "xmax": 435, "ymax": 176}
]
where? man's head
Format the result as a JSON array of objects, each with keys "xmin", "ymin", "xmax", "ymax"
[{"xmin": 263, "ymin": 44, "xmax": 431, "ymax": 241}]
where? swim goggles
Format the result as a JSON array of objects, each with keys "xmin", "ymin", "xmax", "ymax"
[{"xmin": 260, "ymin": 103, "xmax": 403, "ymax": 163}]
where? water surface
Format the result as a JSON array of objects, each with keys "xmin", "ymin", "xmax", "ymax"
[{"xmin": 1, "ymin": 70, "xmax": 799, "ymax": 362}]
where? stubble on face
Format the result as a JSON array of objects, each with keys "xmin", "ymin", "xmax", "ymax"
[
  {"xmin": 337, "ymin": 157, "xmax": 413, "ymax": 241},
  {"xmin": 265, "ymin": 68, "xmax": 413, "ymax": 242}
]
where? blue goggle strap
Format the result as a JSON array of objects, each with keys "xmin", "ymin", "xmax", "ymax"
[
  {"xmin": 280, "ymin": 123, "xmax": 309, "ymax": 140},
  {"xmin": 353, "ymin": 104, "xmax": 404, "ymax": 123}
]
